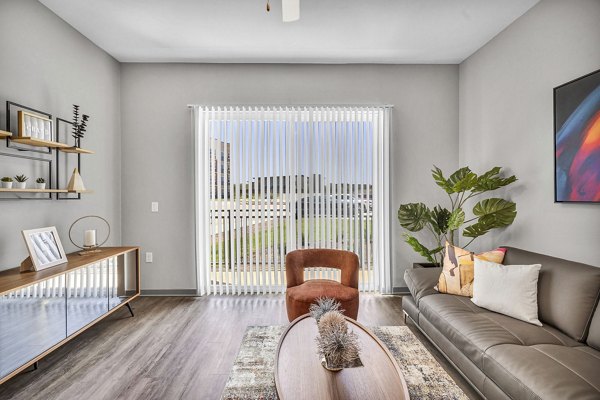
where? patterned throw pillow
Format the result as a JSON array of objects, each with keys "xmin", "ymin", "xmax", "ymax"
[{"xmin": 436, "ymin": 242, "xmax": 506, "ymax": 297}]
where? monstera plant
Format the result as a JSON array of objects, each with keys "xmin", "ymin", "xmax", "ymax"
[{"xmin": 398, "ymin": 166, "xmax": 517, "ymax": 266}]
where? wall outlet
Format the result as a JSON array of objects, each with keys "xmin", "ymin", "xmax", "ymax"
[
  {"xmin": 151, "ymin": 202, "xmax": 159, "ymax": 213},
  {"xmin": 145, "ymin": 252, "xmax": 153, "ymax": 263}
]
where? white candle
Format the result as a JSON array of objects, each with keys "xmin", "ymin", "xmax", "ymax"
[{"xmin": 84, "ymin": 229, "xmax": 96, "ymax": 247}]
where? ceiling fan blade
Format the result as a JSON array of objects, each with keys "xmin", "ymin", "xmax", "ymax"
[{"xmin": 282, "ymin": 0, "xmax": 300, "ymax": 22}]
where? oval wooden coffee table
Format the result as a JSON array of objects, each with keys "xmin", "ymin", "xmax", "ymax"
[{"xmin": 274, "ymin": 314, "xmax": 410, "ymax": 400}]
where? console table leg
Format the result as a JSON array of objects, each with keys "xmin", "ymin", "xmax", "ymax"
[
  {"xmin": 20, "ymin": 361, "xmax": 39, "ymax": 376},
  {"xmin": 126, "ymin": 302, "xmax": 134, "ymax": 317}
]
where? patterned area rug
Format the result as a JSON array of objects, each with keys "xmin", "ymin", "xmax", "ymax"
[{"xmin": 221, "ymin": 325, "xmax": 468, "ymax": 400}]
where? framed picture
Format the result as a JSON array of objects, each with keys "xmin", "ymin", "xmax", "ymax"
[
  {"xmin": 22, "ymin": 227, "xmax": 68, "ymax": 271},
  {"xmin": 17, "ymin": 110, "xmax": 54, "ymax": 142},
  {"xmin": 554, "ymin": 68, "xmax": 600, "ymax": 203}
]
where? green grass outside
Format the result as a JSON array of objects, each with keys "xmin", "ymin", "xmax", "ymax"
[{"xmin": 209, "ymin": 217, "xmax": 373, "ymax": 267}]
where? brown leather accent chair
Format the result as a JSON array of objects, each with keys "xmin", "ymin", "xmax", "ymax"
[{"xmin": 285, "ymin": 249, "xmax": 359, "ymax": 322}]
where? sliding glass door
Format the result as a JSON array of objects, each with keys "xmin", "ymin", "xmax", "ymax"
[{"xmin": 193, "ymin": 106, "xmax": 391, "ymax": 295}]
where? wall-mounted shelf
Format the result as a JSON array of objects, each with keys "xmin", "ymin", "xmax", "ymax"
[
  {"xmin": 59, "ymin": 147, "xmax": 94, "ymax": 154},
  {"xmin": 68, "ymin": 189, "xmax": 93, "ymax": 194},
  {"xmin": 10, "ymin": 137, "xmax": 70, "ymax": 149},
  {"xmin": 1, "ymin": 102, "xmax": 94, "ymax": 200},
  {"xmin": 0, "ymin": 188, "xmax": 93, "ymax": 193},
  {"xmin": 0, "ymin": 188, "xmax": 68, "ymax": 193}
]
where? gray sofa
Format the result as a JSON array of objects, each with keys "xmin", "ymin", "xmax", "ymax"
[{"xmin": 403, "ymin": 247, "xmax": 600, "ymax": 400}]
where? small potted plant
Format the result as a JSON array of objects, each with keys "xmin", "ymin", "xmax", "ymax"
[
  {"xmin": 14, "ymin": 174, "xmax": 28, "ymax": 189},
  {"xmin": 1, "ymin": 177, "xmax": 13, "ymax": 189},
  {"xmin": 35, "ymin": 177, "xmax": 46, "ymax": 190}
]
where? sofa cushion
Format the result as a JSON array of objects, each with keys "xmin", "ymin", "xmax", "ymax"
[
  {"xmin": 286, "ymin": 279, "xmax": 359, "ymax": 321},
  {"xmin": 484, "ymin": 344, "xmax": 600, "ymax": 400},
  {"xmin": 418, "ymin": 293, "xmax": 581, "ymax": 368},
  {"xmin": 287, "ymin": 279, "xmax": 358, "ymax": 303},
  {"xmin": 587, "ymin": 304, "xmax": 600, "ymax": 350},
  {"xmin": 404, "ymin": 267, "xmax": 441, "ymax": 306},
  {"xmin": 502, "ymin": 247, "xmax": 600, "ymax": 342},
  {"xmin": 418, "ymin": 315, "xmax": 488, "ymax": 393}
]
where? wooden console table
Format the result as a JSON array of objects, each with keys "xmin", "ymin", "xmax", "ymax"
[{"xmin": 0, "ymin": 247, "xmax": 140, "ymax": 385}]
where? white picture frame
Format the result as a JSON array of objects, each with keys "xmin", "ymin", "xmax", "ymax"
[
  {"xmin": 18, "ymin": 110, "xmax": 53, "ymax": 141},
  {"xmin": 22, "ymin": 227, "xmax": 68, "ymax": 271}
]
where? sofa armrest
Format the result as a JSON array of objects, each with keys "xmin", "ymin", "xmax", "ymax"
[{"xmin": 404, "ymin": 267, "xmax": 441, "ymax": 306}]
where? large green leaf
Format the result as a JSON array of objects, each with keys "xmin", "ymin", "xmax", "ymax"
[
  {"xmin": 430, "ymin": 206, "xmax": 451, "ymax": 234},
  {"xmin": 429, "ymin": 246, "xmax": 445, "ymax": 257},
  {"xmin": 462, "ymin": 222, "xmax": 491, "ymax": 238},
  {"xmin": 398, "ymin": 203, "xmax": 431, "ymax": 232},
  {"xmin": 474, "ymin": 167, "xmax": 517, "ymax": 192},
  {"xmin": 448, "ymin": 167, "xmax": 478, "ymax": 193},
  {"xmin": 473, "ymin": 198, "xmax": 517, "ymax": 228},
  {"xmin": 447, "ymin": 208, "xmax": 465, "ymax": 231},
  {"xmin": 431, "ymin": 166, "xmax": 453, "ymax": 194},
  {"xmin": 428, "ymin": 245, "xmax": 445, "ymax": 266},
  {"xmin": 463, "ymin": 198, "xmax": 517, "ymax": 238},
  {"xmin": 403, "ymin": 234, "xmax": 436, "ymax": 264},
  {"xmin": 480, "ymin": 166, "xmax": 502, "ymax": 179}
]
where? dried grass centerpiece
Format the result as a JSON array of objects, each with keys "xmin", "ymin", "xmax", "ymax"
[
  {"xmin": 309, "ymin": 298, "xmax": 363, "ymax": 372},
  {"xmin": 309, "ymin": 297, "xmax": 342, "ymax": 322}
]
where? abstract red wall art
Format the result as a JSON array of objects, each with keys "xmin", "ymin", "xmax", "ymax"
[{"xmin": 554, "ymin": 69, "xmax": 600, "ymax": 203}]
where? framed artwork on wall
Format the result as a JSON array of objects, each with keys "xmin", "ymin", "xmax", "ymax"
[{"xmin": 554, "ymin": 68, "xmax": 600, "ymax": 203}]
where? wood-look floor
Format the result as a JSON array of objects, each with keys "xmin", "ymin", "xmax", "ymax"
[{"xmin": 0, "ymin": 295, "xmax": 481, "ymax": 400}]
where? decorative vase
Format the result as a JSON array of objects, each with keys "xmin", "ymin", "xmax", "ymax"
[
  {"xmin": 35, "ymin": 183, "xmax": 46, "ymax": 190},
  {"xmin": 1, "ymin": 181, "xmax": 13, "ymax": 189},
  {"xmin": 320, "ymin": 357, "xmax": 343, "ymax": 372},
  {"xmin": 15, "ymin": 182, "xmax": 26, "ymax": 189}
]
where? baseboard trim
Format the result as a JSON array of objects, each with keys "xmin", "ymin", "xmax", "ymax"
[
  {"xmin": 141, "ymin": 289, "xmax": 198, "ymax": 296},
  {"xmin": 141, "ymin": 288, "xmax": 409, "ymax": 296},
  {"xmin": 392, "ymin": 286, "xmax": 410, "ymax": 294}
]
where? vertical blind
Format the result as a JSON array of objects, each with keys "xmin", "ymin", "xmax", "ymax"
[{"xmin": 193, "ymin": 105, "xmax": 391, "ymax": 296}]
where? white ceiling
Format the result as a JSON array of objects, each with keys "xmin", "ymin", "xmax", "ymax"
[{"xmin": 39, "ymin": 0, "xmax": 539, "ymax": 64}]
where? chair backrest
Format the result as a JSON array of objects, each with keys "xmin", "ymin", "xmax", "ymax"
[{"xmin": 285, "ymin": 249, "xmax": 359, "ymax": 289}]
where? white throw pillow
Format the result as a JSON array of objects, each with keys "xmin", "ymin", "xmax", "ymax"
[{"xmin": 471, "ymin": 258, "xmax": 542, "ymax": 326}]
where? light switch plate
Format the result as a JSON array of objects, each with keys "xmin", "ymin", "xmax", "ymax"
[
  {"xmin": 145, "ymin": 252, "xmax": 153, "ymax": 263},
  {"xmin": 151, "ymin": 202, "xmax": 159, "ymax": 213}
]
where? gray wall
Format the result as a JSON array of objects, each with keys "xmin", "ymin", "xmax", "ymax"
[
  {"xmin": 0, "ymin": 0, "xmax": 122, "ymax": 270},
  {"xmin": 7, "ymin": 0, "xmax": 595, "ymax": 293},
  {"xmin": 459, "ymin": 0, "xmax": 600, "ymax": 266},
  {"xmin": 120, "ymin": 64, "xmax": 459, "ymax": 290}
]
